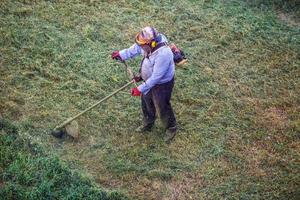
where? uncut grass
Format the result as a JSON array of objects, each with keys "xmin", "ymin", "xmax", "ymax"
[
  {"xmin": 1, "ymin": 0, "xmax": 299, "ymax": 199},
  {"xmin": 0, "ymin": 119, "xmax": 128, "ymax": 199}
]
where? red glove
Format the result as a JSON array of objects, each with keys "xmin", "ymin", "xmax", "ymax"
[
  {"xmin": 131, "ymin": 87, "xmax": 141, "ymax": 96},
  {"xmin": 111, "ymin": 51, "xmax": 122, "ymax": 60}
]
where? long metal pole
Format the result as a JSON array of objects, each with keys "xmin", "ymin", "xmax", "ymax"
[{"xmin": 54, "ymin": 80, "xmax": 134, "ymax": 130}]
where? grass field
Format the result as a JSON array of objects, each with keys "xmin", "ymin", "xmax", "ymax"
[{"xmin": 1, "ymin": 0, "xmax": 299, "ymax": 199}]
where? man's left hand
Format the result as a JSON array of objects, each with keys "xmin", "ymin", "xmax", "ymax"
[
  {"xmin": 133, "ymin": 75, "xmax": 142, "ymax": 83},
  {"xmin": 111, "ymin": 51, "xmax": 122, "ymax": 61},
  {"xmin": 131, "ymin": 87, "xmax": 141, "ymax": 96}
]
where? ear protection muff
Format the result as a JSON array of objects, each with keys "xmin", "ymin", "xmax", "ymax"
[{"xmin": 151, "ymin": 40, "xmax": 157, "ymax": 48}]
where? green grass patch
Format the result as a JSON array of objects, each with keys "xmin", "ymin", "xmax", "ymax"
[{"xmin": 0, "ymin": 119, "xmax": 128, "ymax": 199}]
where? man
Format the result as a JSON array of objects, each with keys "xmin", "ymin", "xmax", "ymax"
[{"xmin": 111, "ymin": 26, "xmax": 177, "ymax": 143}]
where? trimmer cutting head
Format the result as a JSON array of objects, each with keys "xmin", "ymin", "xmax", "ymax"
[
  {"xmin": 51, "ymin": 120, "xmax": 79, "ymax": 139},
  {"xmin": 65, "ymin": 120, "xmax": 79, "ymax": 139},
  {"xmin": 51, "ymin": 129, "xmax": 65, "ymax": 138}
]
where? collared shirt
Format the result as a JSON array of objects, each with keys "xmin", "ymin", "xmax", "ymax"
[{"xmin": 119, "ymin": 34, "xmax": 175, "ymax": 94}]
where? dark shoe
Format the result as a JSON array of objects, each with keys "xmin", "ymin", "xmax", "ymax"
[
  {"xmin": 135, "ymin": 124, "xmax": 153, "ymax": 133},
  {"xmin": 164, "ymin": 127, "xmax": 177, "ymax": 143}
]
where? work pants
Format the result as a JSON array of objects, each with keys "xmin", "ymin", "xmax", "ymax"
[{"xmin": 141, "ymin": 78, "xmax": 177, "ymax": 131}]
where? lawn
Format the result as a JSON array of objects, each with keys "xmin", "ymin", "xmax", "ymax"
[{"xmin": 0, "ymin": 0, "xmax": 299, "ymax": 199}]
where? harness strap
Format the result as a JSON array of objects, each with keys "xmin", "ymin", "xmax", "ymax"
[{"xmin": 151, "ymin": 42, "xmax": 168, "ymax": 53}]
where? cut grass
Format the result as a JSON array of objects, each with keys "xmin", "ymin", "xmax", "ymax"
[{"xmin": 1, "ymin": 0, "xmax": 299, "ymax": 199}]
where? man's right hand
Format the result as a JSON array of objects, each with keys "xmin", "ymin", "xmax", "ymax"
[{"xmin": 111, "ymin": 51, "xmax": 122, "ymax": 60}]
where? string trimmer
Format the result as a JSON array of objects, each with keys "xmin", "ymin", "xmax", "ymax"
[{"xmin": 51, "ymin": 61, "xmax": 136, "ymax": 139}]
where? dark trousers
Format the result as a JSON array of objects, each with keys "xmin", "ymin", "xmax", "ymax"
[{"xmin": 141, "ymin": 78, "xmax": 177, "ymax": 131}]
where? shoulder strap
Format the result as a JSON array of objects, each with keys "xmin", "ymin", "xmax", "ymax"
[{"xmin": 151, "ymin": 42, "xmax": 167, "ymax": 53}]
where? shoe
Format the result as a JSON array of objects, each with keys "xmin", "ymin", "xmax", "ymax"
[
  {"xmin": 164, "ymin": 127, "xmax": 177, "ymax": 143},
  {"xmin": 135, "ymin": 124, "xmax": 153, "ymax": 133}
]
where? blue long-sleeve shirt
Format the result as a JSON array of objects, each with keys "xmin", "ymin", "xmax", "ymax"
[{"xmin": 119, "ymin": 34, "xmax": 175, "ymax": 94}]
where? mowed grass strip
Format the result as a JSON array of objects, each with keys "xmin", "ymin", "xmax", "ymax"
[{"xmin": 1, "ymin": 0, "xmax": 299, "ymax": 199}]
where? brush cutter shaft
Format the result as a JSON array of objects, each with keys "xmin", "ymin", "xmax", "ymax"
[
  {"xmin": 122, "ymin": 61, "xmax": 138, "ymax": 87},
  {"xmin": 55, "ymin": 80, "xmax": 134, "ymax": 130}
]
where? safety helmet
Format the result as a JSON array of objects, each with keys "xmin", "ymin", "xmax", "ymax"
[{"xmin": 135, "ymin": 26, "xmax": 158, "ymax": 46}]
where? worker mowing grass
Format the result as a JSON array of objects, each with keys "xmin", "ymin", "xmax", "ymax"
[{"xmin": 112, "ymin": 26, "xmax": 178, "ymax": 143}]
